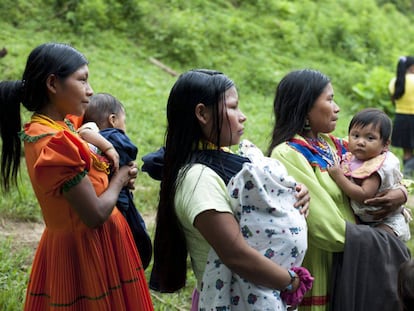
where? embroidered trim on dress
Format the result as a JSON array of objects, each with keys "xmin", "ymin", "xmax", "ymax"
[
  {"xmin": 18, "ymin": 131, "xmax": 55, "ymax": 142},
  {"xmin": 28, "ymin": 276, "xmax": 141, "ymax": 307},
  {"xmin": 90, "ymin": 153, "xmax": 110, "ymax": 174},
  {"xmin": 301, "ymin": 295, "xmax": 329, "ymax": 306},
  {"xmin": 288, "ymin": 135, "xmax": 347, "ymax": 170},
  {"xmin": 62, "ymin": 170, "xmax": 88, "ymax": 192}
]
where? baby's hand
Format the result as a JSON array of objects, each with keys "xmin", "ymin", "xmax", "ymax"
[
  {"xmin": 104, "ymin": 146, "xmax": 120, "ymax": 174},
  {"xmin": 327, "ymin": 162, "xmax": 342, "ymax": 179}
]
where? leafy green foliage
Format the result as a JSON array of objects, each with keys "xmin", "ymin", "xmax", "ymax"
[
  {"xmin": 0, "ymin": 0, "xmax": 51, "ymax": 26},
  {"xmin": 47, "ymin": 0, "xmax": 144, "ymax": 36},
  {"xmin": 350, "ymin": 67, "xmax": 394, "ymax": 115},
  {"xmin": 377, "ymin": 0, "xmax": 414, "ymax": 13}
]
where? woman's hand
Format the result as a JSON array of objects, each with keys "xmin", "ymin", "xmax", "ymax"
[
  {"xmin": 112, "ymin": 161, "xmax": 138, "ymax": 189},
  {"xmin": 126, "ymin": 161, "xmax": 138, "ymax": 190},
  {"xmin": 294, "ymin": 184, "xmax": 310, "ymax": 217},
  {"xmin": 364, "ymin": 187, "xmax": 407, "ymax": 220},
  {"xmin": 281, "ymin": 266, "xmax": 314, "ymax": 309}
]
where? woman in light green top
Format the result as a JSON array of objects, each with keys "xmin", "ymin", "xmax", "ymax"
[
  {"xmin": 267, "ymin": 69, "xmax": 410, "ymax": 311},
  {"xmin": 149, "ymin": 69, "xmax": 311, "ymax": 310}
]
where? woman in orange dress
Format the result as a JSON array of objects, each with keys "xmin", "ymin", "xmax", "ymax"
[{"xmin": 0, "ymin": 42, "xmax": 153, "ymax": 311}]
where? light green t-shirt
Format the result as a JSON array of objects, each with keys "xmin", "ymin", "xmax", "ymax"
[{"xmin": 175, "ymin": 164, "xmax": 233, "ymax": 290}]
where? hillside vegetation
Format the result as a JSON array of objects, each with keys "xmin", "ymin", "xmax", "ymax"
[
  {"xmin": 2, "ymin": 0, "xmax": 414, "ymax": 121},
  {"xmin": 1, "ymin": 0, "xmax": 414, "ymax": 310}
]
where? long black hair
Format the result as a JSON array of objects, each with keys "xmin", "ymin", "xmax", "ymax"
[
  {"xmin": 267, "ymin": 69, "xmax": 330, "ymax": 156},
  {"xmin": 0, "ymin": 43, "xmax": 88, "ymax": 191},
  {"xmin": 392, "ymin": 56, "xmax": 414, "ymax": 102},
  {"xmin": 150, "ymin": 69, "xmax": 235, "ymax": 292}
]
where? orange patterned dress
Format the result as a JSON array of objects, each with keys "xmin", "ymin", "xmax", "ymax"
[{"xmin": 21, "ymin": 115, "xmax": 153, "ymax": 311}]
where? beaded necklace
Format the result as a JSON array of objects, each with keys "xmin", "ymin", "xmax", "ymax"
[
  {"xmin": 304, "ymin": 135, "xmax": 339, "ymax": 166},
  {"xmin": 198, "ymin": 140, "xmax": 231, "ymax": 153},
  {"xmin": 31, "ymin": 113, "xmax": 76, "ymax": 133}
]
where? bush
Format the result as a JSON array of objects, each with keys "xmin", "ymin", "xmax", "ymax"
[{"xmin": 350, "ymin": 66, "xmax": 394, "ymax": 115}]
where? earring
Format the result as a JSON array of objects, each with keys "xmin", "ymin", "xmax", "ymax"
[{"xmin": 303, "ymin": 119, "xmax": 311, "ymax": 131}]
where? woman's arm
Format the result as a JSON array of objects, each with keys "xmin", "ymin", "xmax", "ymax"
[
  {"xmin": 364, "ymin": 186, "xmax": 407, "ymax": 219},
  {"xmin": 63, "ymin": 162, "xmax": 137, "ymax": 228},
  {"xmin": 78, "ymin": 124, "xmax": 120, "ymax": 172},
  {"xmin": 178, "ymin": 164, "xmax": 302, "ymax": 292},
  {"xmin": 194, "ymin": 210, "xmax": 299, "ymax": 291}
]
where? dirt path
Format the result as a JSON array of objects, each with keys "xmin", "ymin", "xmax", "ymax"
[
  {"xmin": 0, "ymin": 214, "xmax": 155, "ymax": 251},
  {"xmin": 0, "ymin": 218, "xmax": 44, "ymax": 250}
]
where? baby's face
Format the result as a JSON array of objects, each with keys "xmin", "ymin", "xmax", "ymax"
[{"xmin": 348, "ymin": 124, "xmax": 387, "ymax": 161}]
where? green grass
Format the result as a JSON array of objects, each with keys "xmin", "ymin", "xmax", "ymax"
[{"xmin": 0, "ymin": 239, "xmax": 33, "ymax": 311}]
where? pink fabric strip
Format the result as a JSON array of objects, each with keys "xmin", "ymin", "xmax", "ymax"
[{"xmin": 191, "ymin": 288, "xmax": 199, "ymax": 311}]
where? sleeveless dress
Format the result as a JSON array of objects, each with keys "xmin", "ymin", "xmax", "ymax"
[{"xmin": 20, "ymin": 116, "xmax": 153, "ymax": 311}]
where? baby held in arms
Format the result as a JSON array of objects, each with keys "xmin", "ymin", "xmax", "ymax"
[{"xmin": 199, "ymin": 140, "xmax": 313, "ymax": 311}]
